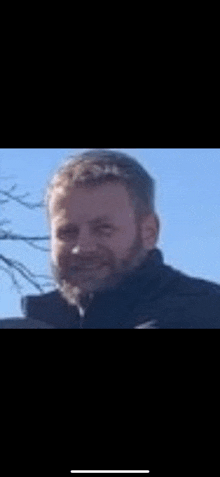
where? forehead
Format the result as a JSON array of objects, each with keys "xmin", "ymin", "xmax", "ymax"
[{"xmin": 50, "ymin": 182, "xmax": 133, "ymax": 224}]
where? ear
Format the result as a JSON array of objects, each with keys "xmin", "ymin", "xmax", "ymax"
[{"xmin": 141, "ymin": 213, "xmax": 160, "ymax": 250}]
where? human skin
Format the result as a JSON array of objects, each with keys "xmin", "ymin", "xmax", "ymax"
[{"xmin": 49, "ymin": 182, "xmax": 159, "ymax": 306}]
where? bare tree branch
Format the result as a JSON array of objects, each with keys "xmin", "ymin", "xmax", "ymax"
[
  {"xmin": 8, "ymin": 184, "xmax": 18, "ymax": 193},
  {"xmin": 0, "ymin": 254, "xmax": 54, "ymax": 295},
  {"xmin": 0, "ymin": 183, "xmax": 44, "ymax": 209},
  {"xmin": 0, "ymin": 230, "xmax": 50, "ymax": 251},
  {"xmin": 0, "ymin": 265, "xmax": 23, "ymax": 294},
  {"xmin": 0, "ymin": 178, "xmax": 54, "ymax": 295},
  {"xmin": 0, "ymin": 219, "xmax": 11, "ymax": 227},
  {"xmin": 17, "ymin": 239, "xmax": 50, "ymax": 252},
  {"xmin": 0, "ymin": 233, "xmax": 50, "ymax": 241}
]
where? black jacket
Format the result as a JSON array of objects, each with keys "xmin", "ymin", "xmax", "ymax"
[{"xmin": 1, "ymin": 248, "xmax": 220, "ymax": 328}]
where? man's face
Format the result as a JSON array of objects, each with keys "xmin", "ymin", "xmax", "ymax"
[{"xmin": 49, "ymin": 182, "xmax": 158, "ymax": 305}]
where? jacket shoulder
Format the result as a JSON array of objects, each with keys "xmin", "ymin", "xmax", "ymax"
[
  {"xmin": 21, "ymin": 289, "xmax": 62, "ymax": 317},
  {"xmin": 21, "ymin": 289, "xmax": 73, "ymax": 327},
  {"xmin": 135, "ymin": 265, "xmax": 220, "ymax": 329},
  {"xmin": 160, "ymin": 267, "xmax": 220, "ymax": 328},
  {"xmin": 0, "ymin": 318, "xmax": 54, "ymax": 328},
  {"xmin": 22, "ymin": 290, "xmax": 60, "ymax": 306},
  {"xmin": 169, "ymin": 268, "xmax": 220, "ymax": 296},
  {"xmin": 0, "ymin": 291, "xmax": 61, "ymax": 328}
]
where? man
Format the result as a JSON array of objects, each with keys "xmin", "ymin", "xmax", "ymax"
[{"xmin": 1, "ymin": 149, "xmax": 220, "ymax": 328}]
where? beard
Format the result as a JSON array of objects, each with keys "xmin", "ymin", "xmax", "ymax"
[{"xmin": 50, "ymin": 225, "xmax": 149, "ymax": 308}]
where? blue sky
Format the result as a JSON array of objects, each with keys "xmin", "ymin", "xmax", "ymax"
[{"xmin": 1, "ymin": 148, "xmax": 220, "ymax": 318}]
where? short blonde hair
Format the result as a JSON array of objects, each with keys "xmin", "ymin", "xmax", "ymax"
[{"xmin": 44, "ymin": 149, "xmax": 156, "ymax": 224}]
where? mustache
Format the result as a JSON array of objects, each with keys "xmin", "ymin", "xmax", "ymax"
[
  {"xmin": 70, "ymin": 258, "xmax": 109, "ymax": 268},
  {"xmin": 50, "ymin": 258, "xmax": 111, "ymax": 282}
]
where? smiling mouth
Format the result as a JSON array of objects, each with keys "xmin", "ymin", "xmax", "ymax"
[{"xmin": 70, "ymin": 264, "xmax": 108, "ymax": 273}]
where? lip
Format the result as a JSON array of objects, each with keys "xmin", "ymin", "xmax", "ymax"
[{"xmin": 70, "ymin": 263, "xmax": 108, "ymax": 273}]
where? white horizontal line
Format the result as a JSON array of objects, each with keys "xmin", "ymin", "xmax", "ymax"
[{"xmin": 70, "ymin": 472, "xmax": 150, "ymax": 474}]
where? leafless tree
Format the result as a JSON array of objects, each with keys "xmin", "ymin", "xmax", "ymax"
[{"xmin": 0, "ymin": 176, "xmax": 54, "ymax": 294}]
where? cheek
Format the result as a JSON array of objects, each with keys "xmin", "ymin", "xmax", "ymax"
[
  {"xmin": 108, "ymin": 229, "xmax": 137, "ymax": 257},
  {"xmin": 51, "ymin": 244, "xmax": 58, "ymax": 265},
  {"xmin": 51, "ymin": 240, "xmax": 67, "ymax": 266}
]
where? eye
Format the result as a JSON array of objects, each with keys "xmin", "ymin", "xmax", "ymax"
[
  {"xmin": 57, "ymin": 228, "xmax": 77, "ymax": 239},
  {"xmin": 57, "ymin": 224, "xmax": 114, "ymax": 239},
  {"xmin": 98, "ymin": 225, "xmax": 113, "ymax": 232},
  {"xmin": 100, "ymin": 225, "xmax": 112, "ymax": 229}
]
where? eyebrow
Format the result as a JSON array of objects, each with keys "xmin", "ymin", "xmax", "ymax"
[
  {"xmin": 57, "ymin": 215, "xmax": 113, "ymax": 229},
  {"xmin": 88, "ymin": 215, "xmax": 112, "ymax": 224}
]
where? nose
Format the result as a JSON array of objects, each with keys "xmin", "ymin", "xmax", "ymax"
[{"xmin": 70, "ymin": 228, "xmax": 98, "ymax": 255}]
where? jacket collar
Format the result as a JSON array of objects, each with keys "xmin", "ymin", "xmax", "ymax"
[
  {"xmin": 115, "ymin": 247, "xmax": 163, "ymax": 288},
  {"xmin": 21, "ymin": 248, "xmax": 164, "ymax": 323},
  {"xmin": 91, "ymin": 247, "xmax": 164, "ymax": 300}
]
